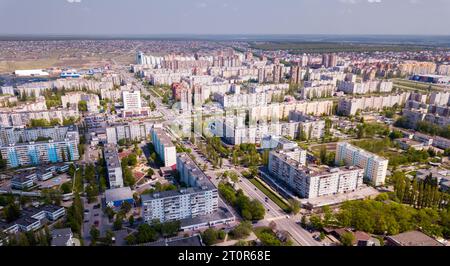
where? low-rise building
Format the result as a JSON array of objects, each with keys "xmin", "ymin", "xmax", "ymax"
[
  {"xmin": 105, "ymin": 187, "xmax": 134, "ymax": 208},
  {"xmin": 51, "ymin": 228, "xmax": 75, "ymax": 246},
  {"xmin": 386, "ymin": 231, "xmax": 444, "ymax": 246}
]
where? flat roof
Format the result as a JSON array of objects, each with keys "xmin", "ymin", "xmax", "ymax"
[
  {"xmin": 105, "ymin": 187, "xmax": 134, "ymax": 202},
  {"xmin": 386, "ymin": 231, "xmax": 443, "ymax": 246}
]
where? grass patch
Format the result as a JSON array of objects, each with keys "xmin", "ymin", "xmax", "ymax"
[{"xmin": 249, "ymin": 178, "xmax": 290, "ymax": 212}]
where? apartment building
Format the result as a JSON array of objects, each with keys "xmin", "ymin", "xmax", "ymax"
[
  {"xmin": 301, "ymin": 84, "xmax": 335, "ymax": 100},
  {"xmin": 122, "ymin": 90, "xmax": 142, "ymax": 110},
  {"xmin": 249, "ymin": 100, "xmax": 334, "ymax": 123},
  {"xmin": 0, "ymin": 126, "xmax": 80, "ymax": 168},
  {"xmin": 338, "ymin": 80, "xmax": 393, "ymax": 95},
  {"xmin": 289, "ymin": 111, "xmax": 325, "ymax": 140},
  {"xmin": 141, "ymin": 153, "xmax": 218, "ymax": 223},
  {"xmin": 103, "ymin": 144, "xmax": 124, "ymax": 188},
  {"xmin": 337, "ymin": 92, "xmax": 411, "ymax": 116},
  {"xmin": 61, "ymin": 92, "xmax": 100, "ymax": 112},
  {"xmin": 151, "ymin": 126, "xmax": 177, "ymax": 167},
  {"xmin": 0, "ymin": 107, "xmax": 80, "ymax": 127},
  {"xmin": 335, "ymin": 142, "xmax": 388, "ymax": 186},
  {"xmin": 214, "ymin": 92, "xmax": 268, "ymax": 109},
  {"xmin": 105, "ymin": 122, "xmax": 153, "ymax": 144},
  {"xmin": 268, "ymin": 149, "xmax": 364, "ymax": 199}
]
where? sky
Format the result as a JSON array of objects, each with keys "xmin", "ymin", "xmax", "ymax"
[{"xmin": 0, "ymin": 0, "xmax": 449, "ymax": 36}]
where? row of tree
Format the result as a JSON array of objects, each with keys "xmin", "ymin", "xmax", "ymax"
[
  {"xmin": 392, "ymin": 172, "xmax": 449, "ymax": 210},
  {"xmin": 307, "ymin": 197, "xmax": 450, "ymax": 238},
  {"xmin": 218, "ymin": 182, "xmax": 265, "ymax": 221}
]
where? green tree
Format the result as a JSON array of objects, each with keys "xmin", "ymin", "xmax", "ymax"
[
  {"xmin": 113, "ymin": 216, "xmax": 123, "ymax": 230},
  {"xmin": 288, "ymin": 199, "xmax": 301, "ymax": 214},
  {"xmin": 90, "ymin": 226, "xmax": 100, "ymax": 245},
  {"xmin": 340, "ymin": 232, "xmax": 355, "ymax": 246},
  {"xmin": 78, "ymin": 100, "xmax": 88, "ymax": 112},
  {"xmin": 201, "ymin": 228, "xmax": 219, "ymax": 246}
]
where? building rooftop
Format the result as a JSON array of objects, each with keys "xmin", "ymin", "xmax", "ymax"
[
  {"xmin": 152, "ymin": 128, "xmax": 175, "ymax": 147},
  {"xmin": 51, "ymin": 228, "xmax": 72, "ymax": 246},
  {"xmin": 179, "ymin": 204, "xmax": 234, "ymax": 229},
  {"xmin": 386, "ymin": 231, "xmax": 444, "ymax": 246},
  {"xmin": 104, "ymin": 143, "xmax": 121, "ymax": 168},
  {"xmin": 105, "ymin": 187, "xmax": 134, "ymax": 203}
]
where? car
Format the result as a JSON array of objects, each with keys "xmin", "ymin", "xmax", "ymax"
[
  {"xmin": 94, "ymin": 221, "xmax": 99, "ymax": 227},
  {"xmin": 94, "ymin": 213, "xmax": 99, "ymax": 217},
  {"xmin": 93, "ymin": 204, "xmax": 101, "ymax": 209},
  {"xmin": 84, "ymin": 209, "xmax": 90, "ymax": 213},
  {"xmin": 84, "ymin": 220, "xmax": 89, "ymax": 223}
]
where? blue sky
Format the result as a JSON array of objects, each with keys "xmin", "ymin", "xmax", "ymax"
[{"xmin": 0, "ymin": 0, "xmax": 449, "ymax": 35}]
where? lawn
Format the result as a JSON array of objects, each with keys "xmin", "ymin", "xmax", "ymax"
[{"xmin": 249, "ymin": 178, "xmax": 290, "ymax": 212}]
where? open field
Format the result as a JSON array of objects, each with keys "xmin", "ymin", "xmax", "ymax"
[
  {"xmin": 393, "ymin": 79, "xmax": 449, "ymax": 92},
  {"xmin": 250, "ymin": 42, "xmax": 441, "ymax": 53},
  {"xmin": 0, "ymin": 55, "xmax": 134, "ymax": 73}
]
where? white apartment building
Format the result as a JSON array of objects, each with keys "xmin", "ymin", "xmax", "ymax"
[
  {"xmin": 0, "ymin": 126, "xmax": 80, "ymax": 168},
  {"xmin": 61, "ymin": 92, "xmax": 100, "ymax": 112},
  {"xmin": 249, "ymin": 100, "xmax": 334, "ymax": 122},
  {"xmin": 337, "ymin": 92, "xmax": 411, "ymax": 116},
  {"xmin": 268, "ymin": 149, "xmax": 364, "ymax": 199},
  {"xmin": 151, "ymin": 126, "xmax": 177, "ymax": 167},
  {"xmin": 103, "ymin": 144, "xmax": 124, "ymax": 188},
  {"xmin": 338, "ymin": 80, "xmax": 393, "ymax": 95},
  {"xmin": 288, "ymin": 111, "xmax": 325, "ymax": 140},
  {"xmin": 335, "ymin": 142, "xmax": 388, "ymax": 186},
  {"xmin": 141, "ymin": 153, "xmax": 218, "ymax": 223},
  {"xmin": 122, "ymin": 90, "xmax": 142, "ymax": 110},
  {"xmin": 301, "ymin": 84, "xmax": 335, "ymax": 100},
  {"xmin": 214, "ymin": 92, "xmax": 268, "ymax": 109},
  {"xmin": 0, "ymin": 107, "xmax": 80, "ymax": 127},
  {"xmin": 105, "ymin": 122, "xmax": 153, "ymax": 144}
]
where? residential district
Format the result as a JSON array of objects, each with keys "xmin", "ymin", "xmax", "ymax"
[{"xmin": 0, "ymin": 40, "xmax": 449, "ymax": 247}]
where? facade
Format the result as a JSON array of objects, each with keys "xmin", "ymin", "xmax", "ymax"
[
  {"xmin": 268, "ymin": 149, "xmax": 364, "ymax": 199},
  {"xmin": 122, "ymin": 90, "xmax": 142, "ymax": 110},
  {"xmin": 335, "ymin": 142, "xmax": 388, "ymax": 186},
  {"xmin": 289, "ymin": 111, "xmax": 325, "ymax": 140},
  {"xmin": 338, "ymin": 81, "xmax": 393, "ymax": 95},
  {"xmin": 249, "ymin": 100, "xmax": 334, "ymax": 122},
  {"xmin": 214, "ymin": 92, "xmax": 268, "ymax": 109},
  {"xmin": 105, "ymin": 122, "xmax": 153, "ymax": 144},
  {"xmin": 301, "ymin": 84, "xmax": 335, "ymax": 100},
  {"xmin": 61, "ymin": 92, "xmax": 100, "ymax": 113},
  {"xmin": 0, "ymin": 126, "xmax": 80, "ymax": 168},
  {"xmin": 337, "ymin": 92, "xmax": 411, "ymax": 116},
  {"xmin": 0, "ymin": 108, "xmax": 80, "ymax": 127},
  {"xmin": 141, "ymin": 153, "xmax": 218, "ymax": 223},
  {"xmin": 103, "ymin": 144, "xmax": 124, "ymax": 188},
  {"xmin": 1, "ymin": 205, "xmax": 65, "ymax": 234},
  {"xmin": 151, "ymin": 126, "xmax": 177, "ymax": 168}
]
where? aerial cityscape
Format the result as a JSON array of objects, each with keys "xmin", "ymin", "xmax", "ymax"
[{"xmin": 0, "ymin": 0, "xmax": 449, "ymax": 253}]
